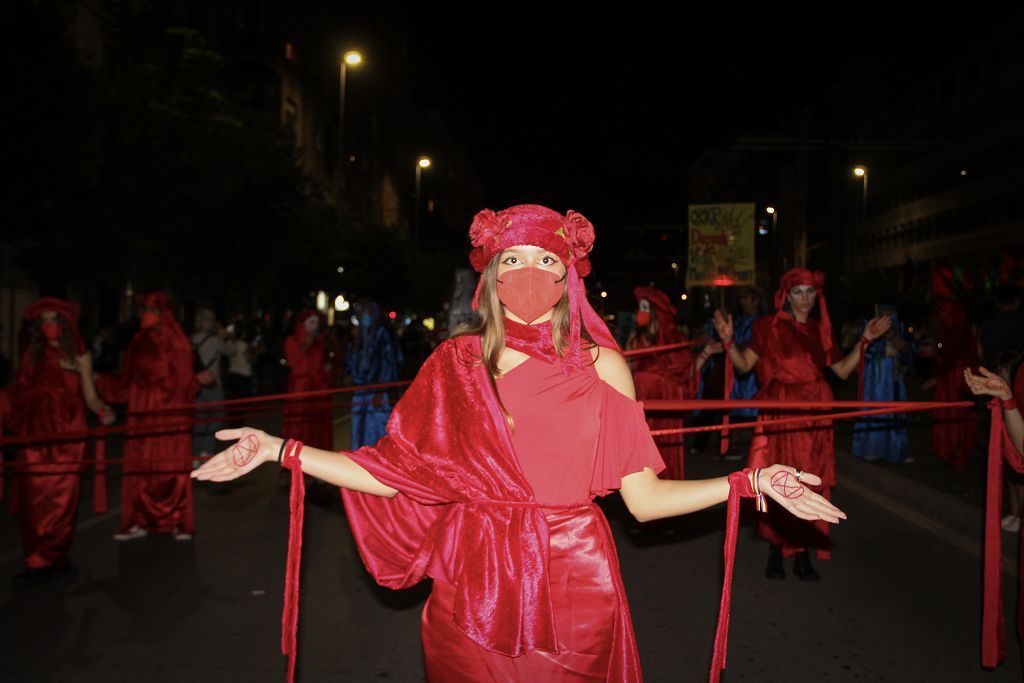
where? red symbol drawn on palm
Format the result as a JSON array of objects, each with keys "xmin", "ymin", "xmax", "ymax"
[
  {"xmin": 232, "ymin": 435, "xmax": 260, "ymax": 468},
  {"xmin": 983, "ymin": 378, "xmax": 1007, "ymax": 392},
  {"xmin": 771, "ymin": 471, "xmax": 804, "ymax": 499}
]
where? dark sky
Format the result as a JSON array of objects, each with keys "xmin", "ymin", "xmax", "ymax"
[{"xmin": 396, "ymin": 10, "xmax": 1007, "ymax": 228}]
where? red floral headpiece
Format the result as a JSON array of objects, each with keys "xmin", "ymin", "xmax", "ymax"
[{"xmin": 468, "ymin": 204, "xmax": 595, "ymax": 277}]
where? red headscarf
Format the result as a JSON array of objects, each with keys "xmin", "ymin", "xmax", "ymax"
[
  {"xmin": 632, "ymin": 286, "xmax": 681, "ymax": 346},
  {"xmin": 773, "ymin": 268, "xmax": 833, "ymax": 354},
  {"xmin": 23, "ymin": 297, "xmax": 86, "ymax": 356},
  {"xmin": 135, "ymin": 291, "xmax": 191, "ymax": 353},
  {"xmin": 468, "ymin": 204, "xmax": 616, "ymax": 367}
]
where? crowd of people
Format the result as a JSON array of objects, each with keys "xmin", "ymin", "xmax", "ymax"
[{"xmin": 2, "ymin": 204, "xmax": 1023, "ymax": 680}]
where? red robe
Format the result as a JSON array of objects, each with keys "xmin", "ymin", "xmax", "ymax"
[
  {"xmin": 97, "ymin": 325, "xmax": 199, "ymax": 534},
  {"xmin": 340, "ymin": 333, "xmax": 662, "ymax": 681},
  {"xmin": 282, "ymin": 332, "xmax": 332, "ymax": 450},
  {"xmin": 747, "ymin": 312, "xmax": 842, "ymax": 557},
  {"xmin": 629, "ymin": 341, "xmax": 694, "ymax": 479},
  {"xmin": 932, "ymin": 322, "xmax": 980, "ymax": 469},
  {"xmin": 10, "ymin": 347, "xmax": 86, "ymax": 568}
]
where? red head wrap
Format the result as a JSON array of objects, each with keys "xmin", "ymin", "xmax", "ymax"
[
  {"xmin": 468, "ymin": 204, "xmax": 616, "ymax": 367},
  {"xmin": 23, "ymin": 297, "xmax": 86, "ymax": 355},
  {"xmin": 134, "ymin": 291, "xmax": 191, "ymax": 353},
  {"xmin": 633, "ymin": 285, "xmax": 681, "ymax": 346},
  {"xmin": 773, "ymin": 268, "xmax": 833, "ymax": 354}
]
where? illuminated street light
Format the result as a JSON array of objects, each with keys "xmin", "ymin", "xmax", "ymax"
[
  {"xmin": 339, "ymin": 50, "xmax": 364, "ymax": 172},
  {"xmin": 415, "ymin": 156, "xmax": 433, "ymax": 247}
]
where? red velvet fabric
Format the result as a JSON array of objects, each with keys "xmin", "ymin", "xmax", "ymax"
[
  {"xmin": 96, "ymin": 304, "xmax": 199, "ymax": 534},
  {"xmin": 340, "ymin": 331, "xmax": 664, "ymax": 681},
  {"xmin": 282, "ymin": 315, "xmax": 332, "ymax": 449},
  {"xmin": 932, "ymin": 303, "xmax": 980, "ymax": 468},
  {"xmin": 747, "ymin": 313, "xmax": 842, "ymax": 557},
  {"xmin": 10, "ymin": 346, "xmax": 86, "ymax": 568}
]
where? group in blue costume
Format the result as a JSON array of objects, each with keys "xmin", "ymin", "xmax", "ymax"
[
  {"xmin": 852, "ymin": 306, "xmax": 914, "ymax": 462},
  {"xmin": 347, "ymin": 301, "xmax": 403, "ymax": 449}
]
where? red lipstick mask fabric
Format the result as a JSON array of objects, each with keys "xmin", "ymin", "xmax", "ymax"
[
  {"xmin": 496, "ymin": 268, "xmax": 566, "ymax": 324},
  {"xmin": 41, "ymin": 322, "xmax": 62, "ymax": 341}
]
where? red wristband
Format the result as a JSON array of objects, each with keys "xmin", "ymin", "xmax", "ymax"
[
  {"xmin": 1002, "ymin": 397, "xmax": 1018, "ymax": 411},
  {"xmin": 723, "ymin": 338, "xmax": 733, "ymax": 351}
]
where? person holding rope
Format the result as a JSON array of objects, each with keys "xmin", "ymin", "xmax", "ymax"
[
  {"xmin": 9, "ymin": 298, "xmax": 115, "ymax": 583},
  {"xmin": 713, "ymin": 268, "xmax": 890, "ymax": 581},
  {"xmin": 192, "ymin": 204, "xmax": 845, "ymax": 682},
  {"xmin": 96, "ymin": 292, "xmax": 203, "ymax": 542}
]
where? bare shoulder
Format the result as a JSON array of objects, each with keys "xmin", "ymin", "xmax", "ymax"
[{"xmin": 589, "ymin": 346, "xmax": 636, "ymax": 400}]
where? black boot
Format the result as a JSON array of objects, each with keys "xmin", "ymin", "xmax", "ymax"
[
  {"xmin": 792, "ymin": 551, "xmax": 820, "ymax": 581},
  {"xmin": 765, "ymin": 544, "xmax": 785, "ymax": 579}
]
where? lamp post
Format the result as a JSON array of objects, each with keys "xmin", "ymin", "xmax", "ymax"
[
  {"xmin": 414, "ymin": 156, "xmax": 432, "ymax": 247},
  {"xmin": 338, "ymin": 50, "xmax": 363, "ymax": 175},
  {"xmin": 853, "ymin": 165, "xmax": 868, "ymax": 219},
  {"xmin": 766, "ymin": 206, "xmax": 778, "ymax": 284}
]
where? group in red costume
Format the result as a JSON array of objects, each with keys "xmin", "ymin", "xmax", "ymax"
[
  {"xmin": 9, "ymin": 298, "xmax": 114, "ymax": 582},
  {"xmin": 282, "ymin": 310, "xmax": 332, "ymax": 450},
  {"xmin": 627, "ymin": 286, "xmax": 714, "ymax": 480},
  {"xmin": 96, "ymin": 292, "xmax": 201, "ymax": 540},
  {"xmin": 715, "ymin": 269, "xmax": 890, "ymax": 581},
  {"xmin": 193, "ymin": 205, "xmax": 845, "ymax": 682}
]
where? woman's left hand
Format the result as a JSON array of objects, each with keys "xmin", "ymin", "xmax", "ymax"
[
  {"xmin": 754, "ymin": 465, "xmax": 847, "ymax": 524},
  {"xmin": 963, "ymin": 367, "xmax": 1013, "ymax": 400},
  {"xmin": 863, "ymin": 315, "xmax": 893, "ymax": 342}
]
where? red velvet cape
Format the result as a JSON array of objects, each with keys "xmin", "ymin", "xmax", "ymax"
[{"xmin": 340, "ymin": 334, "xmax": 642, "ymax": 679}]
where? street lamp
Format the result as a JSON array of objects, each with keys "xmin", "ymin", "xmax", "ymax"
[
  {"xmin": 414, "ymin": 156, "xmax": 432, "ymax": 247},
  {"xmin": 338, "ymin": 50, "xmax": 363, "ymax": 173},
  {"xmin": 853, "ymin": 165, "xmax": 868, "ymax": 219},
  {"xmin": 765, "ymin": 206, "xmax": 779, "ymax": 283}
]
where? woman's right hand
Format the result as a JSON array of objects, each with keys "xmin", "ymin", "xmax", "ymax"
[
  {"xmin": 191, "ymin": 428, "xmax": 282, "ymax": 482},
  {"xmin": 964, "ymin": 367, "xmax": 1013, "ymax": 400},
  {"xmin": 712, "ymin": 309, "xmax": 733, "ymax": 344}
]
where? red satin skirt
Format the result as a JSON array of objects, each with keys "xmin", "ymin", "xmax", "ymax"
[
  {"xmin": 421, "ymin": 506, "xmax": 620, "ymax": 682},
  {"xmin": 18, "ymin": 441, "xmax": 84, "ymax": 569}
]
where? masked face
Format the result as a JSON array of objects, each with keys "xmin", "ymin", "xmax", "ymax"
[
  {"xmin": 140, "ymin": 310, "xmax": 162, "ymax": 329},
  {"xmin": 41, "ymin": 320, "xmax": 62, "ymax": 341},
  {"xmin": 636, "ymin": 299, "xmax": 652, "ymax": 327},
  {"xmin": 495, "ymin": 246, "xmax": 567, "ymax": 324}
]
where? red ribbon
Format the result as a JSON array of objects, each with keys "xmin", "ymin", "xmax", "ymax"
[
  {"xmin": 720, "ymin": 340, "xmax": 735, "ymax": 456},
  {"xmin": 93, "ymin": 433, "xmax": 108, "ymax": 514},
  {"xmin": 857, "ymin": 336, "xmax": 870, "ymax": 402},
  {"xmin": 711, "ymin": 469, "xmax": 756, "ymax": 681},
  {"xmin": 280, "ymin": 439, "xmax": 305, "ymax": 683}
]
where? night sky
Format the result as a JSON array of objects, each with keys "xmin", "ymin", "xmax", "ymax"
[{"xmin": 400, "ymin": 11, "xmax": 1004, "ymax": 229}]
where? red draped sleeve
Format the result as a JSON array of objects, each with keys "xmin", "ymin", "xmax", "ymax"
[{"xmin": 591, "ymin": 382, "xmax": 666, "ymax": 495}]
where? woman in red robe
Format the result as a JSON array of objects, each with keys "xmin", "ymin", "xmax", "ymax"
[
  {"xmin": 97, "ymin": 292, "xmax": 201, "ymax": 541},
  {"xmin": 281, "ymin": 310, "xmax": 332, "ymax": 450},
  {"xmin": 626, "ymin": 286, "xmax": 715, "ymax": 479},
  {"xmin": 714, "ymin": 269, "xmax": 890, "ymax": 581},
  {"xmin": 193, "ymin": 206, "xmax": 844, "ymax": 681},
  {"xmin": 9, "ymin": 298, "xmax": 114, "ymax": 582}
]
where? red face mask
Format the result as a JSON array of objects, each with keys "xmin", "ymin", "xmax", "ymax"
[
  {"xmin": 41, "ymin": 321, "xmax": 62, "ymax": 341},
  {"xmin": 635, "ymin": 311, "xmax": 651, "ymax": 327},
  {"xmin": 140, "ymin": 312, "xmax": 161, "ymax": 329},
  {"xmin": 496, "ymin": 267, "xmax": 565, "ymax": 324}
]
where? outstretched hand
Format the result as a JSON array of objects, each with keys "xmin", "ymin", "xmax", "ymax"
[
  {"xmin": 963, "ymin": 367, "xmax": 1013, "ymax": 400},
  {"xmin": 191, "ymin": 428, "xmax": 281, "ymax": 482},
  {"xmin": 863, "ymin": 315, "xmax": 893, "ymax": 342},
  {"xmin": 755, "ymin": 465, "xmax": 846, "ymax": 524}
]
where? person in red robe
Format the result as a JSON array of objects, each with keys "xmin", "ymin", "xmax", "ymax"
[
  {"xmin": 929, "ymin": 300, "xmax": 981, "ymax": 469},
  {"xmin": 281, "ymin": 310, "xmax": 332, "ymax": 450},
  {"xmin": 9, "ymin": 298, "xmax": 114, "ymax": 583},
  {"xmin": 193, "ymin": 205, "xmax": 844, "ymax": 681},
  {"xmin": 96, "ymin": 292, "xmax": 202, "ymax": 541},
  {"xmin": 714, "ymin": 268, "xmax": 890, "ymax": 581},
  {"xmin": 626, "ymin": 286, "xmax": 716, "ymax": 479}
]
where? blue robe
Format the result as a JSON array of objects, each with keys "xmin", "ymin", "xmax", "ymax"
[
  {"xmin": 348, "ymin": 324, "xmax": 403, "ymax": 449},
  {"xmin": 851, "ymin": 320, "xmax": 912, "ymax": 462},
  {"xmin": 697, "ymin": 314, "xmax": 759, "ymax": 418}
]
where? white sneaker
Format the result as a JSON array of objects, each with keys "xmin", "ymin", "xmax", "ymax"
[
  {"xmin": 113, "ymin": 525, "xmax": 147, "ymax": 541},
  {"xmin": 173, "ymin": 527, "xmax": 193, "ymax": 541},
  {"xmin": 1001, "ymin": 515, "xmax": 1020, "ymax": 533}
]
